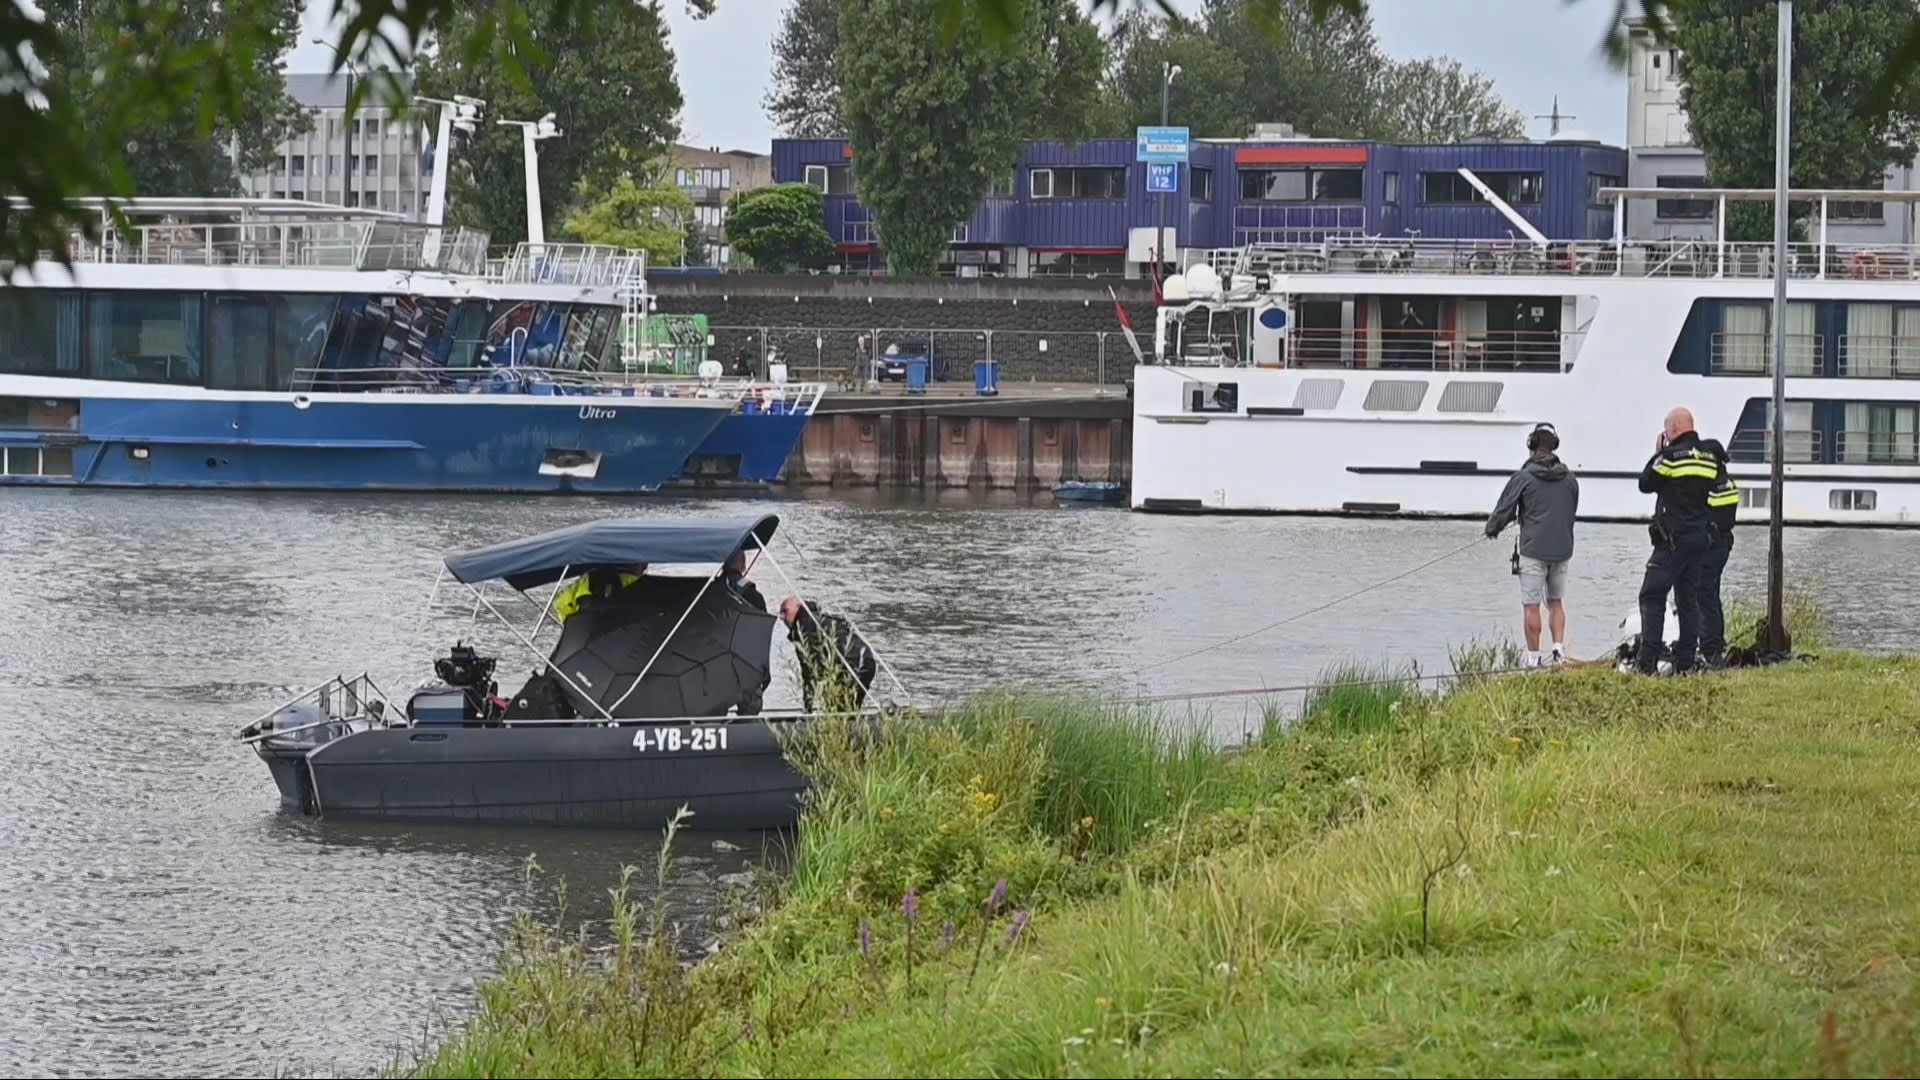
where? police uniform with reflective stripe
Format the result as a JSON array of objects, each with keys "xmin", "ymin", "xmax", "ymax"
[
  {"xmin": 1634, "ymin": 431, "xmax": 1726, "ymax": 673},
  {"xmin": 1697, "ymin": 461, "xmax": 1740, "ymax": 664},
  {"xmin": 554, "ymin": 571, "xmax": 641, "ymax": 621}
]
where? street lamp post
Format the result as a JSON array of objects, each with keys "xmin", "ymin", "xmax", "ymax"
[
  {"xmin": 1157, "ymin": 62, "xmax": 1182, "ymax": 284},
  {"xmin": 1763, "ymin": 0, "xmax": 1792, "ymax": 653},
  {"xmin": 499, "ymin": 112, "xmax": 564, "ymax": 247}
]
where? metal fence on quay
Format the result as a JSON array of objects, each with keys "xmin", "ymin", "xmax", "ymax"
[{"xmin": 702, "ymin": 325, "xmax": 1138, "ymax": 388}]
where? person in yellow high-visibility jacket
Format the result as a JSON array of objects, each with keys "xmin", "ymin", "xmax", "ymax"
[{"xmin": 553, "ymin": 563, "xmax": 648, "ymax": 622}]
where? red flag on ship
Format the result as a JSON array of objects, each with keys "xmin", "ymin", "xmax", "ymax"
[{"xmin": 1109, "ymin": 286, "xmax": 1145, "ymax": 364}]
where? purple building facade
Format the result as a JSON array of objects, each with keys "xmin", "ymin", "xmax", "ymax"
[{"xmin": 769, "ymin": 135, "xmax": 1628, "ymax": 277}]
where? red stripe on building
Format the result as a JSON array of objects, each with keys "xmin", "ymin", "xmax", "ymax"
[{"xmin": 1233, "ymin": 146, "xmax": 1369, "ymax": 166}]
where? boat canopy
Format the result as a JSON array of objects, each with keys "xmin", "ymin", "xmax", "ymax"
[{"xmin": 442, "ymin": 514, "xmax": 782, "ymax": 590}]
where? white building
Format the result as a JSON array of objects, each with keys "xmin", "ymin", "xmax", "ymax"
[
  {"xmin": 1623, "ymin": 14, "xmax": 1920, "ymax": 243},
  {"xmin": 236, "ymin": 72, "xmax": 431, "ymax": 218}
]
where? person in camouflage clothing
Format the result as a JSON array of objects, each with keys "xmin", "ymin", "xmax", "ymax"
[{"xmin": 778, "ymin": 594, "xmax": 876, "ymax": 713}]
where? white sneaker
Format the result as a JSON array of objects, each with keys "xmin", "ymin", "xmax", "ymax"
[
  {"xmin": 1523, "ymin": 651, "xmax": 1542, "ymax": 669},
  {"xmin": 1549, "ymin": 646, "xmax": 1565, "ymax": 665}
]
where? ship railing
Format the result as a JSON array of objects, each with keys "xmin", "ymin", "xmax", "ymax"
[
  {"xmin": 236, "ymin": 673, "xmax": 402, "ymax": 746},
  {"xmin": 1832, "ymin": 429, "xmax": 1920, "ymax": 465},
  {"xmin": 495, "ymin": 242, "xmax": 643, "ymax": 288},
  {"xmin": 1728, "ymin": 427, "xmax": 1823, "ymax": 464},
  {"xmin": 1835, "ymin": 335, "xmax": 1920, "ymax": 379},
  {"xmin": 1280, "ymin": 327, "xmax": 1579, "ymax": 373},
  {"xmin": 1709, "ymin": 332, "xmax": 1825, "ymax": 377},
  {"xmin": 286, "ymin": 365, "xmax": 747, "ymax": 400},
  {"xmin": 63, "ymin": 219, "xmax": 492, "ymax": 275},
  {"xmin": 1182, "ymin": 236, "xmax": 1920, "ymax": 282}
]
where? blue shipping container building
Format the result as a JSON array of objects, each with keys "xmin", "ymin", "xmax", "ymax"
[{"xmin": 770, "ymin": 134, "xmax": 1628, "ymax": 277}]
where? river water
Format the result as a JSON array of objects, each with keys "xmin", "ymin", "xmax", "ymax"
[{"xmin": 0, "ymin": 487, "xmax": 1908, "ymax": 1078}]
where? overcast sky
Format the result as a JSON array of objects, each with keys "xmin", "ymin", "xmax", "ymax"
[{"xmin": 287, "ymin": 0, "xmax": 1634, "ymax": 151}]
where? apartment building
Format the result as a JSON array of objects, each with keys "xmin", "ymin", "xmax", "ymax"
[
  {"xmin": 664, "ymin": 144, "xmax": 774, "ymax": 267},
  {"xmin": 237, "ymin": 72, "xmax": 431, "ymax": 218},
  {"xmin": 1623, "ymin": 15, "xmax": 1919, "ymax": 242}
]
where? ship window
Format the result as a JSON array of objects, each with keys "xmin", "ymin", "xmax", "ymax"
[
  {"xmin": 1362, "ymin": 379, "xmax": 1429, "ymax": 411},
  {"xmin": 207, "ymin": 294, "xmax": 277, "ymax": 391},
  {"xmin": 1437, "ymin": 381, "xmax": 1505, "ymax": 412},
  {"xmin": 1291, "ymin": 378, "xmax": 1343, "ymax": 410},
  {"xmin": 86, "ymin": 291, "xmax": 203, "ymax": 385},
  {"xmin": 1742, "ymin": 485, "xmax": 1769, "ymax": 509},
  {"xmin": 1830, "ymin": 488, "xmax": 1877, "ymax": 511},
  {"xmin": 0, "ymin": 289, "xmax": 82, "ymax": 375}
]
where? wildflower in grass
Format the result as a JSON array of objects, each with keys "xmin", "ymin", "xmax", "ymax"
[
  {"xmin": 942, "ymin": 919, "xmax": 956, "ymax": 951},
  {"xmin": 902, "ymin": 888, "xmax": 919, "ymax": 922},
  {"xmin": 859, "ymin": 918, "xmax": 872, "ymax": 968},
  {"xmin": 986, "ymin": 878, "xmax": 1008, "ymax": 915},
  {"xmin": 1007, "ymin": 909, "xmax": 1031, "ymax": 945}
]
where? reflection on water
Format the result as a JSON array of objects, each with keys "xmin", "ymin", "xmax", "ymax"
[{"xmin": 0, "ymin": 486, "xmax": 1909, "ymax": 1077}]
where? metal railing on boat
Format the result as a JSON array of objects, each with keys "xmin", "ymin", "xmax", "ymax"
[{"xmin": 284, "ymin": 365, "xmax": 829, "ymax": 409}]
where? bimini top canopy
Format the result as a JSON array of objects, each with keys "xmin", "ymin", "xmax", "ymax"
[{"xmin": 442, "ymin": 514, "xmax": 781, "ymax": 591}]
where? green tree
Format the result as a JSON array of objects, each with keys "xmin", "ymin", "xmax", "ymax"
[
  {"xmin": 1370, "ymin": 57, "xmax": 1527, "ymax": 144},
  {"xmin": 723, "ymin": 184, "xmax": 835, "ymax": 270},
  {"xmin": 1104, "ymin": 0, "xmax": 1397, "ymax": 140},
  {"xmin": 682, "ymin": 220, "xmax": 710, "ymax": 266},
  {"xmin": 34, "ymin": 0, "xmax": 303, "ymax": 197},
  {"xmin": 766, "ymin": 0, "xmax": 1106, "ymax": 141},
  {"xmin": 561, "ymin": 173, "xmax": 693, "ymax": 265},
  {"xmin": 838, "ymin": 0, "xmax": 1053, "ymax": 275},
  {"xmin": 413, "ymin": 0, "xmax": 685, "ymax": 245},
  {"xmin": 1103, "ymin": 9, "xmax": 1251, "ymax": 137},
  {"xmin": 1667, "ymin": 0, "xmax": 1920, "ymax": 241},
  {"xmin": 766, "ymin": 0, "xmax": 844, "ymax": 138}
]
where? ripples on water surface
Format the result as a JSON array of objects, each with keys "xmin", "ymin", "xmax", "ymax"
[{"xmin": 0, "ymin": 487, "xmax": 1909, "ymax": 1077}]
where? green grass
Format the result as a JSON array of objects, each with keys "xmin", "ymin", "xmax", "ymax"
[{"xmin": 401, "ymin": 598, "xmax": 1916, "ymax": 1079}]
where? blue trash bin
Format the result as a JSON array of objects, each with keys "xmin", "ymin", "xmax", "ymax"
[
  {"xmin": 974, "ymin": 359, "xmax": 1000, "ymax": 397},
  {"xmin": 905, "ymin": 356, "xmax": 929, "ymax": 393}
]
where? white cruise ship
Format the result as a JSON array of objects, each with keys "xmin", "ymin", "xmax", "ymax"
[{"xmin": 1130, "ymin": 184, "xmax": 1920, "ymax": 528}]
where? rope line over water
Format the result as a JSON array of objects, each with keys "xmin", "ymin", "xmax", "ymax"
[{"xmin": 1126, "ymin": 534, "xmax": 1492, "ymax": 676}]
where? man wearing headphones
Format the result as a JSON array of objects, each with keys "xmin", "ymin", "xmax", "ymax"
[{"xmin": 1484, "ymin": 422, "xmax": 1581, "ymax": 667}]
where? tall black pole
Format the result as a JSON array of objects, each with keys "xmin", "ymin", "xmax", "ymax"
[
  {"xmin": 1157, "ymin": 63, "xmax": 1170, "ymax": 288},
  {"xmin": 1764, "ymin": 0, "xmax": 1792, "ymax": 652}
]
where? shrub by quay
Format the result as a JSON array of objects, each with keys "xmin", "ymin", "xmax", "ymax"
[{"xmin": 402, "ymin": 594, "xmax": 1920, "ymax": 1078}]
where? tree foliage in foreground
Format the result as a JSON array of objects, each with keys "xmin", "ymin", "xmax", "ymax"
[
  {"xmin": 36, "ymin": 0, "xmax": 305, "ymax": 197},
  {"xmin": 10, "ymin": 0, "xmax": 1920, "ymax": 273},
  {"xmin": 1665, "ymin": 0, "xmax": 1920, "ymax": 242}
]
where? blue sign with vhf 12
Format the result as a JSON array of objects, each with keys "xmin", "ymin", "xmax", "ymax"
[
  {"xmin": 1136, "ymin": 125, "xmax": 1190, "ymax": 164},
  {"xmin": 1146, "ymin": 162, "xmax": 1179, "ymax": 193}
]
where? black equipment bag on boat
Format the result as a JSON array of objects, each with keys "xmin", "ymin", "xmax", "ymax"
[{"xmin": 503, "ymin": 668, "xmax": 578, "ymax": 722}]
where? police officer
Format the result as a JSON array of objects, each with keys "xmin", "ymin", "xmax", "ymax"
[
  {"xmin": 1697, "ymin": 451, "xmax": 1741, "ymax": 669},
  {"xmin": 1634, "ymin": 407, "xmax": 1726, "ymax": 675}
]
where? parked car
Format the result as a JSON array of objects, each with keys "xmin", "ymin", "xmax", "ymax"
[{"xmin": 874, "ymin": 339, "xmax": 949, "ymax": 383}]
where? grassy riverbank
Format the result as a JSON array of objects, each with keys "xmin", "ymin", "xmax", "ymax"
[{"xmin": 406, "ymin": 599, "xmax": 1920, "ymax": 1077}]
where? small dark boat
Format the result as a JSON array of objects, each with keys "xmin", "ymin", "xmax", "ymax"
[
  {"xmin": 237, "ymin": 513, "xmax": 896, "ymax": 831},
  {"xmin": 1051, "ymin": 480, "xmax": 1128, "ymax": 504}
]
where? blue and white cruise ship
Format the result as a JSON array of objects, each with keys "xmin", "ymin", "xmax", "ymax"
[{"xmin": 0, "ymin": 197, "xmax": 818, "ymax": 493}]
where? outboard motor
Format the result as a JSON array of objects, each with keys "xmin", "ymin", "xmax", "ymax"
[{"xmin": 407, "ymin": 641, "xmax": 501, "ymax": 727}]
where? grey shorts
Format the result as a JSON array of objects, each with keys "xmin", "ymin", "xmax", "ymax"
[{"xmin": 1518, "ymin": 556, "xmax": 1568, "ymax": 605}]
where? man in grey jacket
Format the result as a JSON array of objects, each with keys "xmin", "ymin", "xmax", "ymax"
[{"xmin": 1484, "ymin": 423, "xmax": 1581, "ymax": 667}]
